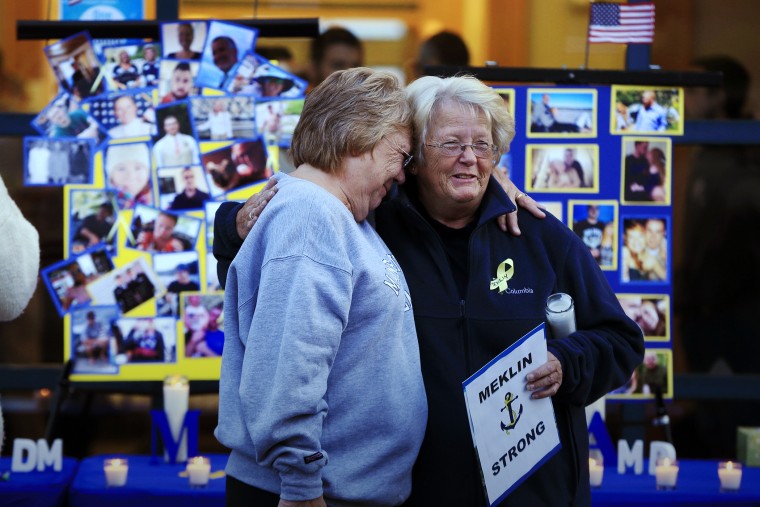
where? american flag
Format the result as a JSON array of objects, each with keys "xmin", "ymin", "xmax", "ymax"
[{"xmin": 588, "ymin": 2, "xmax": 655, "ymax": 44}]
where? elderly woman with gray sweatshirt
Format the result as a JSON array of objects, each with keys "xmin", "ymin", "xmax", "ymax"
[{"xmin": 215, "ymin": 68, "xmax": 427, "ymax": 507}]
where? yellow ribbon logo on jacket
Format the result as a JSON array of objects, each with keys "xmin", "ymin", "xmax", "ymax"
[{"xmin": 490, "ymin": 258, "xmax": 514, "ymax": 294}]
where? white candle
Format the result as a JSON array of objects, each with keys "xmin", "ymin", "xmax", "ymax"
[
  {"xmin": 589, "ymin": 458, "xmax": 604, "ymax": 487},
  {"xmin": 103, "ymin": 458, "xmax": 128, "ymax": 487},
  {"xmin": 186, "ymin": 456, "xmax": 211, "ymax": 487},
  {"xmin": 163, "ymin": 375, "xmax": 189, "ymax": 463},
  {"xmin": 718, "ymin": 461, "xmax": 742, "ymax": 491},
  {"xmin": 655, "ymin": 457, "xmax": 678, "ymax": 490},
  {"xmin": 546, "ymin": 293, "xmax": 576, "ymax": 339}
]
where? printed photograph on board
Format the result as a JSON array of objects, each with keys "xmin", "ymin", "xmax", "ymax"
[
  {"xmin": 621, "ymin": 137, "xmax": 672, "ymax": 204},
  {"xmin": 527, "ymin": 88, "xmax": 597, "ymax": 138},
  {"xmin": 568, "ymin": 200, "xmax": 618, "ymax": 270},
  {"xmin": 617, "ymin": 293, "xmax": 670, "ymax": 341},
  {"xmin": 612, "ymin": 85, "xmax": 684, "ymax": 135},
  {"xmin": 526, "ymin": 144, "xmax": 599, "ymax": 192},
  {"xmin": 621, "ymin": 216, "xmax": 670, "ymax": 284}
]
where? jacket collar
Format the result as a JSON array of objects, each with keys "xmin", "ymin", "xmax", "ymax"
[{"xmin": 398, "ymin": 174, "xmax": 517, "ymax": 228}]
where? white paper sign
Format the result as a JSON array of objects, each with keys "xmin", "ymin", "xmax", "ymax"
[{"xmin": 463, "ymin": 323, "xmax": 561, "ymax": 505}]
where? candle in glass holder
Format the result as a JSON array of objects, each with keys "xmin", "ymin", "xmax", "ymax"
[
  {"xmin": 546, "ymin": 293, "xmax": 576, "ymax": 339},
  {"xmin": 718, "ymin": 461, "xmax": 742, "ymax": 492},
  {"xmin": 589, "ymin": 457, "xmax": 604, "ymax": 487},
  {"xmin": 103, "ymin": 458, "xmax": 129, "ymax": 487},
  {"xmin": 186, "ymin": 456, "xmax": 211, "ymax": 487},
  {"xmin": 163, "ymin": 374, "xmax": 189, "ymax": 462},
  {"xmin": 655, "ymin": 457, "xmax": 678, "ymax": 490}
]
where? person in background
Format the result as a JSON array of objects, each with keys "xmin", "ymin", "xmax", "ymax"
[
  {"xmin": 573, "ymin": 204, "xmax": 605, "ymax": 264},
  {"xmin": 637, "ymin": 351, "xmax": 667, "ymax": 395},
  {"xmin": 82, "ymin": 311, "xmax": 109, "ymax": 364},
  {"xmin": 73, "ymin": 201, "xmax": 115, "ymax": 250},
  {"xmin": 211, "ymin": 36, "xmax": 239, "ymax": 88},
  {"xmin": 160, "ymin": 61, "xmax": 194, "ymax": 104},
  {"xmin": 105, "ymin": 142, "xmax": 153, "ymax": 208},
  {"xmin": 308, "ymin": 27, "xmax": 363, "ymax": 87},
  {"xmin": 108, "ymin": 94, "xmax": 153, "ymax": 138},
  {"xmin": 136, "ymin": 212, "xmax": 185, "ymax": 253},
  {"xmin": 194, "ymin": 98, "xmax": 233, "ymax": 140},
  {"xmin": 623, "ymin": 140, "xmax": 650, "ymax": 201},
  {"xmin": 141, "ymin": 45, "xmax": 159, "ymax": 87},
  {"xmin": 531, "ymin": 93, "xmax": 579, "ymax": 133},
  {"xmin": 170, "ymin": 167, "xmax": 210, "ymax": 210},
  {"xmin": 680, "ymin": 55, "xmax": 760, "ymax": 373},
  {"xmin": 411, "ymin": 30, "xmax": 469, "ymax": 80},
  {"xmin": 633, "ymin": 90, "xmax": 668, "ymax": 132},
  {"xmin": 124, "ymin": 318, "xmax": 165, "ymax": 362},
  {"xmin": 647, "ymin": 147, "xmax": 667, "ymax": 202},
  {"xmin": 0, "ymin": 174, "xmax": 40, "ymax": 456},
  {"xmin": 167, "ymin": 23, "xmax": 202, "ymax": 60},
  {"xmin": 215, "ymin": 67, "xmax": 428, "ymax": 507},
  {"xmin": 0, "ymin": 175, "xmax": 39, "ymax": 321},
  {"xmin": 112, "ymin": 50, "xmax": 140, "ymax": 89},
  {"xmin": 183, "ymin": 294, "xmax": 209, "ymax": 352},
  {"xmin": 160, "ymin": 263, "xmax": 199, "ymax": 316},
  {"xmin": 188, "ymin": 303, "xmax": 224, "ymax": 357},
  {"xmin": 45, "ymin": 102, "xmax": 100, "ymax": 139},
  {"xmin": 153, "ymin": 115, "xmax": 200, "ymax": 168}
]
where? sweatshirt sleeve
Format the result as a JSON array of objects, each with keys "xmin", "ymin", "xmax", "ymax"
[
  {"xmin": 0, "ymin": 176, "xmax": 40, "ymax": 321},
  {"xmin": 547, "ymin": 231, "xmax": 644, "ymax": 406},
  {"xmin": 239, "ymin": 254, "xmax": 351, "ymax": 501},
  {"xmin": 212, "ymin": 201, "xmax": 244, "ymax": 289}
]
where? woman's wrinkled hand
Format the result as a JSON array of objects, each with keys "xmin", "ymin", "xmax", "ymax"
[
  {"xmin": 525, "ymin": 352, "xmax": 563, "ymax": 399},
  {"xmin": 236, "ymin": 177, "xmax": 278, "ymax": 239}
]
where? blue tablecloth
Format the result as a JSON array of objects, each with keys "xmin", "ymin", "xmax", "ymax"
[
  {"xmin": 0, "ymin": 457, "xmax": 78, "ymax": 507},
  {"xmin": 592, "ymin": 459, "xmax": 760, "ymax": 506},
  {"xmin": 68, "ymin": 454, "xmax": 227, "ymax": 507}
]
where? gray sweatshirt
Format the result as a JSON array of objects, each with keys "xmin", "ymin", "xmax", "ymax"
[{"xmin": 216, "ymin": 173, "xmax": 427, "ymax": 506}]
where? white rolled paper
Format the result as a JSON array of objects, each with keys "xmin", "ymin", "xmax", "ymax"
[{"xmin": 546, "ymin": 293, "xmax": 576, "ymax": 339}]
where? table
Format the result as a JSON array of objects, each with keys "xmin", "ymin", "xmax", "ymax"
[
  {"xmin": 592, "ymin": 459, "xmax": 760, "ymax": 506},
  {"xmin": 68, "ymin": 454, "xmax": 227, "ymax": 507},
  {"xmin": 0, "ymin": 457, "xmax": 78, "ymax": 507}
]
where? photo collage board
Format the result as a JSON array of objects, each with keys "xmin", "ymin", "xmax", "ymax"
[
  {"xmin": 496, "ymin": 84, "xmax": 682, "ymax": 400},
  {"xmin": 30, "ymin": 21, "xmax": 307, "ymax": 381}
]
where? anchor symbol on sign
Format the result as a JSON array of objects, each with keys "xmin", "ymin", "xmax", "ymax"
[{"xmin": 500, "ymin": 392, "xmax": 523, "ymax": 434}]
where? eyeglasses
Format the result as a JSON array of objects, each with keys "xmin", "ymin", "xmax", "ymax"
[
  {"xmin": 383, "ymin": 137, "xmax": 414, "ymax": 169},
  {"xmin": 425, "ymin": 141, "xmax": 497, "ymax": 159}
]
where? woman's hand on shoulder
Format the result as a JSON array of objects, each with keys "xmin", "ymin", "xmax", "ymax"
[
  {"xmin": 492, "ymin": 168, "xmax": 545, "ymax": 235},
  {"xmin": 236, "ymin": 176, "xmax": 278, "ymax": 239}
]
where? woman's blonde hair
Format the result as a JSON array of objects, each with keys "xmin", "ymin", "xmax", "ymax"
[{"xmin": 290, "ymin": 67, "xmax": 411, "ymax": 172}]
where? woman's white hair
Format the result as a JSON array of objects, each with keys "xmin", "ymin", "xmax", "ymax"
[{"xmin": 405, "ymin": 75, "xmax": 515, "ymax": 167}]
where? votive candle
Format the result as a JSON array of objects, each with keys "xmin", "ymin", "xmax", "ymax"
[
  {"xmin": 546, "ymin": 293, "xmax": 576, "ymax": 339},
  {"xmin": 589, "ymin": 457, "xmax": 604, "ymax": 487},
  {"xmin": 655, "ymin": 457, "xmax": 678, "ymax": 490},
  {"xmin": 104, "ymin": 458, "xmax": 128, "ymax": 487},
  {"xmin": 718, "ymin": 461, "xmax": 742, "ymax": 492},
  {"xmin": 186, "ymin": 456, "xmax": 211, "ymax": 487}
]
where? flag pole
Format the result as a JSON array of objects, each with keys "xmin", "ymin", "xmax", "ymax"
[{"xmin": 584, "ymin": 0, "xmax": 594, "ymax": 69}]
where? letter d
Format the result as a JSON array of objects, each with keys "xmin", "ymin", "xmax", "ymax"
[{"xmin": 11, "ymin": 438, "xmax": 36, "ymax": 472}]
